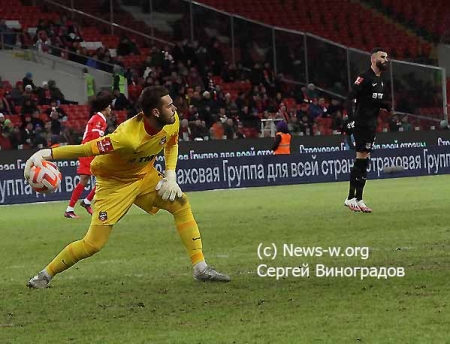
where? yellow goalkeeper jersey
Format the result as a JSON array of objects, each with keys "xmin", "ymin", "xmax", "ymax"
[{"xmin": 88, "ymin": 112, "xmax": 179, "ymax": 181}]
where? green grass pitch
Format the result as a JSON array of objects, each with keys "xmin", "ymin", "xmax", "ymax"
[{"xmin": 1, "ymin": 175, "xmax": 449, "ymax": 343}]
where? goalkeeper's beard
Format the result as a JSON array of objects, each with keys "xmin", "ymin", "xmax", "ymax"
[{"xmin": 156, "ymin": 113, "xmax": 175, "ymax": 127}]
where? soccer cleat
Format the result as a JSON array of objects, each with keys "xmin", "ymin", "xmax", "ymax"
[
  {"xmin": 64, "ymin": 211, "xmax": 80, "ymax": 219},
  {"xmin": 194, "ymin": 266, "xmax": 231, "ymax": 282},
  {"xmin": 357, "ymin": 200, "xmax": 372, "ymax": 213},
  {"xmin": 27, "ymin": 271, "xmax": 51, "ymax": 289},
  {"xmin": 344, "ymin": 198, "xmax": 361, "ymax": 212},
  {"xmin": 80, "ymin": 200, "xmax": 93, "ymax": 215}
]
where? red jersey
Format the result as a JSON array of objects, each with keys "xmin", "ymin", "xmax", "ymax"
[{"xmin": 82, "ymin": 112, "xmax": 107, "ymax": 144}]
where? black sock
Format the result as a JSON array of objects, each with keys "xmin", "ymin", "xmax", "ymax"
[
  {"xmin": 348, "ymin": 169, "xmax": 357, "ymax": 199},
  {"xmin": 355, "ymin": 179, "xmax": 366, "ymax": 201},
  {"xmin": 355, "ymin": 158, "xmax": 368, "ymax": 200}
]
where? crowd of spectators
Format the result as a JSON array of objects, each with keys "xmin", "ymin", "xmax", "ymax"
[
  {"xmin": 0, "ymin": 71, "xmax": 121, "ymax": 150},
  {"xmin": 0, "ymin": 67, "xmax": 354, "ymax": 151},
  {"xmin": 109, "ymin": 37, "xmax": 359, "ymax": 141},
  {"xmin": 1, "ymin": 10, "xmax": 423, "ymax": 150},
  {"xmin": 0, "ymin": 76, "xmax": 61, "ymax": 149}
]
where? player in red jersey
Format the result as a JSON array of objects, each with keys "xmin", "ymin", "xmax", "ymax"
[{"xmin": 64, "ymin": 94, "xmax": 113, "ymax": 218}]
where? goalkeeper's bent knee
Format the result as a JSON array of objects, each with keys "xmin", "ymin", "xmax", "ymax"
[
  {"xmin": 163, "ymin": 193, "xmax": 190, "ymax": 214},
  {"xmin": 81, "ymin": 238, "xmax": 103, "ymax": 256},
  {"xmin": 82, "ymin": 224, "xmax": 112, "ymax": 255}
]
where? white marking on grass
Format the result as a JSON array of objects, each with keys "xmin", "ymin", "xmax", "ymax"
[
  {"xmin": 0, "ymin": 200, "xmax": 67, "ymax": 207},
  {"xmin": 203, "ymin": 188, "xmax": 248, "ymax": 192},
  {"xmin": 0, "ymin": 187, "xmax": 250, "ymax": 208},
  {"xmin": 370, "ymin": 246, "xmax": 413, "ymax": 251},
  {"xmin": 59, "ymin": 275, "xmax": 75, "ymax": 280},
  {"xmin": 4, "ymin": 264, "xmax": 27, "ymax": 269},
  {"xmin": 95, "ymin": 259, "xmax": 129, "ymax": 265}
]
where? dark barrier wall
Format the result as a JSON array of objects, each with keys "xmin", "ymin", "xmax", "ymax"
[
  {"xmin": 1, "ymin": 144, "xmax": 450, "ymax": 205},
  {"xmin": 1, "ymin": 130, "xmax": 450, "ymax": 167}
]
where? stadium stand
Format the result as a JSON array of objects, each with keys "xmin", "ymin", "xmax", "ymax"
[
  {"xmin": 197, "ymin": 0, "xmax": 432, "ymax": 61},
  {"xmin": 365, "ymin": 0, "xmax": 450, "ymax": 43},
  {"xmin": 0, "ymin": 0, "xmax": 447, "ymax": 150}
]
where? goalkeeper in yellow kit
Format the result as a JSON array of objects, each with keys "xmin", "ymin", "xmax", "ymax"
[{"xmin": 25, "ymin": 86, "xmax": 230, "ymax": 288}]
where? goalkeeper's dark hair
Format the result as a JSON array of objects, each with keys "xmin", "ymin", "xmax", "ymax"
[
  {"xmin": 90, "ymin": 91, "xmax": 113, "ymax": 113},
  {"xmin": 139, "ymin": 86, "xmax": 169, "ymax": 117}
]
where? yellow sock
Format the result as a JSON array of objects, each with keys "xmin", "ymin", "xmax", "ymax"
[
  {"xmin": 174, "ymin": 206, "xmax": 204, "ymax": 266},
  {"xmin": 45, "ymin": 225, "xmax": 112, "ymax": 277},
  {"xmin": 45, "ymin": 239, "xmax": 95, "ymax": 276}
]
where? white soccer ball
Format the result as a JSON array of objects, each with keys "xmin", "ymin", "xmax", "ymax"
[{"xmin": 27, "ymin": 161, "xmax": 62, "ymax": 193}]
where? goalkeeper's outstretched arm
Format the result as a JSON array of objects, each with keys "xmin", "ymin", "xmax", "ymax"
[
  {"xmin": 23, "ymin": 143, "xmax": 95, "ymax": 179},
  {"xmin": 52, "ymin": 143, "xmax": 96, "ymax": 159},
  {"xmin": 23, "ymin": 135, "xmax": 114, "ymax": 180}
]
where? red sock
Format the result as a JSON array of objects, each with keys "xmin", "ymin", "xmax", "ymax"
[
  {"xmin": 85, "ymin": 186, "xmax": 96, "ymax": 202},
  {"xmin": 68, "ymin": 183, "xmax": 85, "ymax": 207}
]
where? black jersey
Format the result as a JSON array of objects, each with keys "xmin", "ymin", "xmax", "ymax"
[{"xmin": 347, "ymin": 68, "xmax": 389, "ymax": 129}]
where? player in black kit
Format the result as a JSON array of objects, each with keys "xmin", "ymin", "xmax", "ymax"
[{"xmin": 344, "ymin": 48, "xmax": 390, "ymax": 213}]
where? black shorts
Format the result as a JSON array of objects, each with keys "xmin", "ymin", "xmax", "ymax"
[{"xmin": 353, "ymin": 126, "xmax": 376, "ymax": 153}]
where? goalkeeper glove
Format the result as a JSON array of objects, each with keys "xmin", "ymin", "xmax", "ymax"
[
  {"xmin": 24, "ymin": 148, "xmax": 52, "ymax": 180},
  {"xmin": 155, "ymin": 170, "xmax": 183, "ymax": 201}
]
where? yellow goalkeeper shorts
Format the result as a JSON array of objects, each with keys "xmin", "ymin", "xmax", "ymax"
[{"xmin": 90, "ymin": 168, "xmax": 163, "ymax": 226}]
